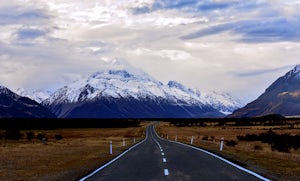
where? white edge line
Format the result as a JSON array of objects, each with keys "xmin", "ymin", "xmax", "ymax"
[
  {"xmin": 153, "ymin": 125, "xmax": 270, "ymax": 181},
  {"xmin": 79, "ymin": 127, "xmax": 149, "ymax": 181}
]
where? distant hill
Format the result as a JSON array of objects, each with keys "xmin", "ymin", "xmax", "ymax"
[
  {"xmin": 0, "ymin": 84, "xmax": 55, "ymax": 118},
  {"xmin": 230, "ymin": 65, "xmax": 300, "ymax": 117}
]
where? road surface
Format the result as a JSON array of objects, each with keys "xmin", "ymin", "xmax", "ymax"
[{"xmin": 81, "ymin": 125, "xmax": 268, "ymax": 181}]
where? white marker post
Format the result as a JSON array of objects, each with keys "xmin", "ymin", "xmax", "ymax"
[
  {"xmin": 133, "ymin": 137, "xmax": 136, "ymax": 143},
  {"xmin": 220, "ymin": 137, "xmax": 224, "ymax": 151},
  {"xmin": 110, "ymin": 141, "xmax": 113, "ymax": 154},
  {"xmin": 190, "ymin": 136, "xmax": 194, "ymax": 145},
  {"xmin": 123, "ymin": 138, "xmax": 125, "ymax": 146},
  {"xmin": 175, "ymin": 135, "xmax": 177, "ymax": 142},
  {"xmin": 166, "ymin": 135, "xmax": 168, "ymax": 140}
]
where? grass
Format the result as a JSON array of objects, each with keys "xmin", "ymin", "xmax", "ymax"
[
  {"xmin": 0, "ymin": 122, "xmax": 148, "ymax": 181},
  {"xmin": 156, "ymin": 122, "xmax": 300, "ymax": 181}
]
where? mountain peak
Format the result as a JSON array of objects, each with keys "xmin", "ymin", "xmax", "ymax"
[
  {"xmin": 285, "ymin": 65, "xmax": 300, "ymax": 80},
  {"xmin": 293, "ymin": 65, "xmax": 300, "ymax": 72},
  {"xmin": 108, "ymin": 70, "xmax": 133, "ymax": 78},
  {"xmin": 16, "ymin": 88, "xmax": 52, "ymax": 103},
  {"xmin": 89, "ymin": 69, "xmax": 135, "ymax": 80},
  {"xmin": 0, "ymin": 84, "xmax": 10, "ymax": 94},
  {"xmin": 168, "ymin": 81, "xmax": 185, "ymax": 90}
]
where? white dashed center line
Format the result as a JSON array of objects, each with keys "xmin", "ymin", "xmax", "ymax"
[
  {"xmin": 151, "ymin": 128, "xmax": 170, "ymax": 177},
  {"xmin": 164, "ymin": 169, "xmax": 169, "ymax": 176}
]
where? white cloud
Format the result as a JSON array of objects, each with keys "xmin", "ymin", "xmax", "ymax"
[{"xmin": 0, "ymin": 0, "xmax": 299, "ymax": 104}]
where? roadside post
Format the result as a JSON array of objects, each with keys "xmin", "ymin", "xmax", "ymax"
[
  {"xmin": 123, "ymin": 138, "xmax": 125, "ymax": 146},
  {"xmin": 175, "ymin": 135, "xmax": 177, "ymax": 142},
  {"xmin": 220, "ymin": 137, "xmax": 224, "ymax": 151},
  {"xmin": 110, "ymin": 141, "xmax": 113, "ymax": 154},
  {"xmin": 190, "ymin": 136, "xmax": 194, "ymax": 145}
]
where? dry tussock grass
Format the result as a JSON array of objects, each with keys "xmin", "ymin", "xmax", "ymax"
[
  {"xmin": 0, "ymin": 123, "xmax": 148, "ymax": 181},
  {"xmin": 156, "ymin": 122, "xmax": 300, "ymax": 181}
]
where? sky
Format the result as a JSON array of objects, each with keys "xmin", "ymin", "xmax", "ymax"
[{"xmin": 0, "ymin": 0, "xmax": 300, "ymax": 104}]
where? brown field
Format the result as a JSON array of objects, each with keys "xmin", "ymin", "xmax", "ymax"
[
  {"xmin": 156, "ymin": 122, "xmax": 300, "ymax": 181},
  {"xmin": 0, "ymin": 122, "xmax": 148, "ymax": 181}
]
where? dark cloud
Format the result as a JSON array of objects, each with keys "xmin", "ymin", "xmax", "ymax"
[
  {"xmin": 181, "ymin": 16, "xmax": 300, "ymax": 42},
  {"xmin": 233, "ymin": 65, "xmax": 293, "ymax": 77},
  {"xmin": 132, "ymin": 0, "xmax": 265, "ymax": 14}
]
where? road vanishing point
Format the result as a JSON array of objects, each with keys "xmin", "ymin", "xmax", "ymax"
[{"xmin": 80, "ymin": 125, "xmax": 270, "ymax": 181}]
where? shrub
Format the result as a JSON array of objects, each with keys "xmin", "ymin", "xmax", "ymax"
[
  {"xmin": 55, "ymin": 134, "xmax": 63, "ymax": 140},
  {"xmin": 4, "ymin": 130, "xmax": 23, "ymax": 140},
  {"xmin": 202, "ymin": 136, "xmax": 209, "ymax": 140},
  {"xmin": 225, "ymin": 140, "xmax": 238, "ymax": 147},
  {"xmin": 254, "ymin": 145, "xmax": 263, "ymax": 151},
  {"xmin": 26, "ymin": 132, "xmax": 35, "ymax": 141},
  {"xmin": 37, "ymin": 133, "xmax": 46, "ymax": 140}
]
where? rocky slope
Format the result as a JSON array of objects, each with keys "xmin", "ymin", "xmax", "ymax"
[{"xmin": 230, "ymin": 65, "xmax": 300, "ymax": 117}]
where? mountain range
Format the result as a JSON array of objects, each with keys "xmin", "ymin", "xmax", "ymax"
[
  {"xmin": 3, "ymin": 65, "xmax": 300, "ymax": 118},
  {"xmin": 41, "ymin": 70, "xmax": 241, "ymax": 118},
  {"xmin": 1, "ymin": 68, "xmax": 242, "ymax": 118},
  {"xmin": 230, "ymin": 65, "xmax": 300, "ymax": 117}
]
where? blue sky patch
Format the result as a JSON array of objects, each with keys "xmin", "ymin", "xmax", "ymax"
[{"xmin": 17, "ymin": 28, "xmax": 47, "ymax": 40}]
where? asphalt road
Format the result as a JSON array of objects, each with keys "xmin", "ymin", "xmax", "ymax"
[{"xmin": 81, "ymin": 125, "xmax": 268, "ymax": 181}]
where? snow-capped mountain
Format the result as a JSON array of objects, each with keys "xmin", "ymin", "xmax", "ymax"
[
  {"xmin": 230, "ymin": 65, "xmax": 300, "ymax": 117},
  {"xmin": 201, "ymin": 91, "xmax": 243, "ymax": 115},
  {"xmin": 0, "ymin": 84, "xmax": 55, "ymax": 118},
  {"xmin": 42, "ymin": 69, "xmax": 225, "ymax": 118},
  {"xmin": 16, "ymin": 88, "xmax": 52, "ymax": 103}
]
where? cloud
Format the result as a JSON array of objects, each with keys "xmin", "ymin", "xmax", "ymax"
[
  {"xmin": 130, "ymin": 48, "xmax": 192, "ymax": 61},
  {"xmin": 233, "ymin": 65, "xmax": 294, "ymax": 77},
  {"xmin": 0, "ymin": 0, "xmax": 300, "ymax": 105},
  {"xmin": 133, "ymin": 0, "xmax": 266, "ymax": 14},
  {"xmin": 0, "ymin": 6, "xmax": 49, "ymax": 25},
  {"xmin": 182, "ymin": 16, "xmax": 300, "ymax": 42}
]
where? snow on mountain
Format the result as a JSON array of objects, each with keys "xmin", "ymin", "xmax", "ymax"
[
  {"xmin": 16, "ymin": 88, "xmax": 52, "ymax": 103},
  {"xmin": 284, "ymin": 64, "xmax": 300, "ymax": 80},
  {"xmin": 167, "ymin": 81, "xmax": 207, "ymax": 105},
  {"xmin": 44, "ymin": 70, "xmax": 208, "ymax": 107},
  {"xmin": 0, "ymin": 84, "xmax": 10, "ymax": 94},
  {"xmin": 201, "ymin": 91, "xmax": 243, "ymax": 115},
  {"xmin": 44, "ymin": 70, "xmax": 167, "ymax": 104},
  {"xmin": 42, "ymin": 69, "xmax": 241, "ymax": 118},
  {"xmin": 0, "ymin": 84, "xmax": 55, "ymax": 118}
]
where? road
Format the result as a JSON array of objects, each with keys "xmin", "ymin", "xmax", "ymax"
[{"xmin": 81, "ymin": 125, "xmax": 268, "ymax": 181}]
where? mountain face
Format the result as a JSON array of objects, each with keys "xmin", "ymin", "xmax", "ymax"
[
  {"xmin": 230, "ymin": 65, "xmax": 300, "ymax": 117},
  {"xmin": 0, "ymin": 84, "xmax": 56, "ymax": 118},
  {"xmin": 201, "ymin": 92, "xmax": 243, "ymax": 115},
  {"xmin": 16, "ymin": 88, "xmax": 52, "ymax": 103},
  {"xmin": 42, "ymin": 70, "xmax": 226, "ymax": 118}
]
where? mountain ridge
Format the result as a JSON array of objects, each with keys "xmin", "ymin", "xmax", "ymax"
[
  {"xmin": 230, "ymin": 65, "xmax": 300, "ymax": 117},
  {"xmin": 42, "ymin": 69, "xmax": 240, "ymax": 118},
  {"xmin": 0, "ymin": 85, "xmax": 55, "ymax": 118}
]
